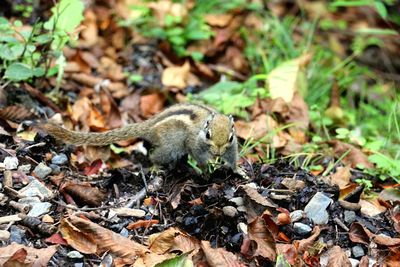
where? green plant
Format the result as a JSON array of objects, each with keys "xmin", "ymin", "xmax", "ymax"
[
  {"xmin": 125, "ymin": 0, "xmax": 259, "ymax": 60},
  {"xmin": 191, "ymin": 74, "xmax": 268, "ymax": 117},
  {"xmin": 0, "ymin": 0, "xmax": 84, "ymax": 84}
]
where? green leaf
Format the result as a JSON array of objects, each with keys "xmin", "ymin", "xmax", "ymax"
[
  {"xmin": 155, "ymin": 253, "xmax": 193, "ymax": 267},
  {"xmin": 33, "ymin": 67, "xmax": 46, "ymax": 77},
  {"xmin": 44, "ymin": 0, "xmax": 84, "ymax": 49},
  {"xmin": 374, "ymin": 1, "xmax": 387, "ymax": 18},
  {"xmin": 4, "ymin": 62, "xmax": 34, "ymax": 81}
]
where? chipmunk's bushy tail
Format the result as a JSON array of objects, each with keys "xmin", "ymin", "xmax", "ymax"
[{"xmin": 38, "ymin": 123, "xmax": 146, "ymax": 146}]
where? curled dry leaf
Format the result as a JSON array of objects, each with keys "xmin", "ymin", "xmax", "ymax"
[
  {"xmin": 349, "ymin": 222, "xmax": 373, "ymax": 245},
  {"xmin": 0, "ymin": 243, "xmax": 57, "ymax": 267},
  {"xmin": 205, "ymin": 13, "xmax": 233, "ymax": 27},
  {"xmin": 66, "ymin": 215, "xmax": 149, "ymax": 257},
  {"xmin": 241, "ymin": 185, "xmax": 277, "ymax": 208},
  {"xmin": 0, "ymin": 105, "xmax": 36, "ymax": 122},
  {"xmin": 326, "ymin": 246, "xmax": 352, "ymax": 267},
  {"xmin": 246, "ymin": 217, "xmax": 277, "ymax": 261},
  {"xmin": 329, "ymin": 140, "xmax": 373, "ymax": 169},
  {"xmin": 295, "ymin": 226, "xmax": 321, "ymax": 253},
  {"xmin": 360, "ymin": 197, "xmax": 387, "ymax": 217},
  {"xmin": 61, "ymin": 181, "xmax": 107, "ymax": 207},
  {"xmin": 201, "ymin": 240, "xmax": 246, "ymax": 267}
]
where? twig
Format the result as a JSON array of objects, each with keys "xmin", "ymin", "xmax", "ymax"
[
  {"xmin": 333, "ymin": 217, "xmax": 349, "ymax": 232},
  {"xmin": 23, "ymin": 83, "xmax": 63, "ymax": 114}
]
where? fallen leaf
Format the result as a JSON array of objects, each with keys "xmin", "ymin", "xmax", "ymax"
[
  {"xmin": 45, "ymin": 233, "xmax": 68, "ymax": 246},
  {"xmin": 127, "ymin": 219, "xmax": 159, "ymax": 230},
  {"xmin": 205, "ymin": 13, "xmax": 233, "ymax": 27},
  {"xmin": 246, "ymin": 217, "xmax": 277, "ymax": 261},
  {"xmin": 329, "ymin": 140, "xmax": 373, "ymax": 169},
  {"xmin": 330, "ymin": 166, "xmax": 352, "ymax": 189},
  {"xmin": 60, "ymin": 218, "xmax": 97, "ymax": 254},
  {"xmin": 267, "ymin": 53, "xmax": 312, "ymax": 103},
  {"xmin": 348, "ymin": 222, "xmax": 373, "ymax": 245},
  {"xmin": 276, "ymin": 244, "xmax": 298, "ymax": 266},
  {"xmin": 140, "ymin": 93, "xmax": 166, "ymax": 118},
  {"xmin": 235, "ymin": 114, "xmax": 278, "ymax": 140},
  {"xmin": 162, "ymin": 61, "xmax": 199, "ymax": 89},
  {"xmin": 0, "ymin": 243, "xmax": 57, "ymax": 266},
  {"xmin": 149, "ymin": 227, "xmax": 180, "ymax": 254},
  {"xmin": 360, "ymin": 198, "xmax": 387, "ymax": 217},
  {"xmin": 295, "ymin": 226, "xmax": 321, "ymax": 253},
  {"xmin": 201, "ymin": 240, "xmax": 245, "ymax": 267},
  {"xmin": 66, "ymin": 215, "xmax": 149, "ymax": 257},
  {"xmin": 326, "ymin": 246, "xmax": 351, "ymax": 267},
  {"xmin": 241, "ymin": 185, "xmax": 277, "ymax": 208},
  {"xmin": 62, "ymin": 181, "xmax": 107, "ymax": 207}
]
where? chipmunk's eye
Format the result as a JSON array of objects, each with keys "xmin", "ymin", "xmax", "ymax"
[{"xmin": 206, "ymin": 130, "xmax": 211, "ymax": 139}]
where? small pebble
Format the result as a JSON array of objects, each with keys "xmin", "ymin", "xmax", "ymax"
[
  {"xmin": 33, "ymin": 163, "xmax": 52, "ymax": 179},
  {"xmin": 290, "ymin": 210, "xmax": 303, "ymax": 222},
  {"xmin": 51, "ymin": 153, "xmax": 68, "ymax": 165},
  {"xmin": 229, "ymin": 197, "xmax": 244, "ymax": 206},
  {"xmin": 120, "ymin": 228, "xmax": 129, "ymax": 237},
  {"xmin": 49, "ymin": 164, "xmax": 61, "ymax": 175},
  {"xmin": 352, "ymin": 245, "xmax": 365, "ymax": 258},
  {"xmin": 67, "ymin": 251, "xmax": 83, "ymax": 259},
  {"xmin": 0, "ymin": 230, "xmax": 11, "ymax": 241},
  {"xmin": 28, "ymin": 202, "xmax": 52, "ymax": 217},
  {"xmin": 9, "ymin": 225, "xmax": 26, "ymax": 244},
  {"xmin": 18, "ymin": 179, "xmax": 54, "ymax": 199},
  {"xmin": 4, "ymin": 156, "xmax": 19, "ymax": 170},
  {"xmin": 293, "ymin": 222, "xmax": 312, "ymax": 235},
  {"xmin": 304, "ymin": 192, "xmax": 332, "ymax": 225},
  {"xmin": 223, "ymin": 206, "xmax": 238, "ymax": 217},
  {"xmin": 18, "ymin": 164, "xmax": 31, "ymax": 174},
  {"xmin": 344, "ymin": 210, "xmax": 356, "ymax": 224}
]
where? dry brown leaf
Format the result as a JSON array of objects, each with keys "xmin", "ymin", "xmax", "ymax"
[
  {"xmin": 149, "ymin": 227, "xmax": 180, "ymax": 254},
  {"xmin": 162, "ymin": 61, "xmax": 199, "ymax": 89},
  {"xmin": 201, "ymin": 240, "xmax": 245, "ymax": 267},
  {"xmin": 241, "ymin": 185, "xmax": 277, "ymax": 208},
  {"xmin": 287, "ymin": 92, "xmax": 309, "ymax": 132},
  {"xmin": 247, "ymin": 217, "xmax": 277, "ymax": 261},
  {"xmin": 235, "ymin": 114, "xmax": 278, "ymax": 140},
  {"xmin": 62, "ymin": 182, "xmax": 107, "ymax": 207},
  {"xmin": 295, "ymin": 226, "xmax": 321, "ymax": 253},
  {"xmin": 0, "ymin": 105, "xmax": 36, "ymax": 122},
  {"xmin": 79, "ymin": 9, "xmax": 98, "ymax": 47},
  {"xmin": 276, "ymin": 244, "xmax": 298, "ymax": 266},
  {"xmin": 0, "ymin": 243, "xmax": 57, "ymax": 267},
  {"xmin": 148, "ymin": 0, "xmax": 188, "ymax": 26},
  {"xmin": 98, "ymin": 57, "xmax": 126, "ymax": 81},
  {"xmin": 205, "ymin": 13, "xmax": 233, "ymax": 27},
  {"xmin": 326, "ymin": 246, "xmax": 352, "ymax": 267},
  {"xmin": 329, "ymin": 140, "xmax": 373, "ymax": 169},
  {"xmin": 127, "ymin": 219, "xmax": 159, "ymax": 230},
  {"xmin": 360, "ymin": 198, "xmax": 387, "ymax": 217},
  {"xmin": 330, "ymin": 166, "xmax": 352, "ymax": 189},
  {"xmin": 60, "ymin": 218, "xmax": 97, "ymax": 254},
  {"xmin": 372, "ymin": 234, "xmax": 400, "ymax": 247},
  {"xmin": 99, "ymin": 89, "xmax": 122, "ymax": 129},
  {"xmin": 140, "ymin": 93, "xmax": 166, "ymax": 118},
  {"xmin": 67, "ymin": 215, "xmax": 149, "ymax": 257},
  {"xmin": 348, "ymin": 222, "xmax": 373, "ymax": 245}
]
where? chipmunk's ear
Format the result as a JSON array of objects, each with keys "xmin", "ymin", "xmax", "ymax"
[{"xmin": 204, "ymin": 112, "xmax": 216, "ymax": 129}]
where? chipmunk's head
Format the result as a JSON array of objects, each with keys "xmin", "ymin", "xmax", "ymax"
[{"xmin": 199, "ymin": 112, "xmax": 236, "ymax": 157}]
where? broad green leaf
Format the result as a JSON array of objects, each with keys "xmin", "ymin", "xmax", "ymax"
[
  {"xmin": 4, "ymin": 62, "xmax": 34, "ymax": 81},
  {"xmin": 155, "ymin": 253, "xmax": 193, "ymax": 267},
  {"xmin": 44, "ymin": 0, "xmax": 84, "ymax": 49}
]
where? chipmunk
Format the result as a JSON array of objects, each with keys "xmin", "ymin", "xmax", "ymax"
[{"xmin": 40, "ymin": 103, "xmax": 238, "ymax": 171}]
